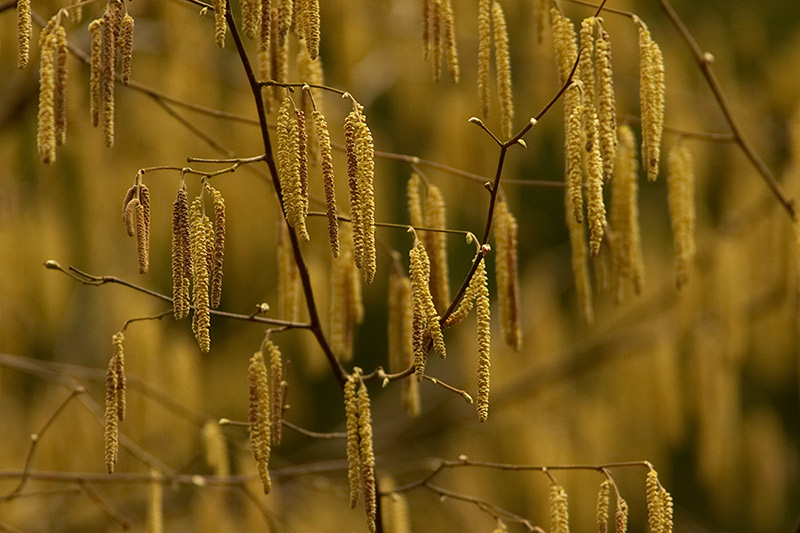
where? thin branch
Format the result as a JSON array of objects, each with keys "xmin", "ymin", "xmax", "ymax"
[{"xmin": 424, "ymin": 482, "xmax": 541, "ymax": 531}]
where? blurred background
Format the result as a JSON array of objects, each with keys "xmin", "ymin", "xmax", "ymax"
[{"xmin": 1, "ymin": 0, "xmax": 799, "ymax": 531}]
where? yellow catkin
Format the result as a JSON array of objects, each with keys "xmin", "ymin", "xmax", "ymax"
[
  {"xmin": 355, "ymin": 113, "xmax": 377, "ymax": 284},
  {"xmin": 566, "ymin": 187, "xmax": 594, "ymax": 324},
  {"xmin": 646, "ymin": 470, "xmax": 664, "ymax": 533},
  {"xmin": 206, "ymin": 184, "xmax": 226, "ymax": 308},
  {"xmin": 344, "ymin": 111, "xmax": 364, "ymax": 268},
  {"xmin": 431, "ymin": 0, "xmax": 442, "ymax": 81},
  {"xmin": 379, "ymin": 476, "xmax": 412, "ymax": 533},
  {"xmin": 303, "ymin": 0, "xmax": 320, "ymax": 59},
  {"xmin": 37, "ymin": 33, "xmax": 57, "ymax": 164},
  {"xmin": 596, "ymin": 26, "xmax": 617, "ymax": 178},
  {"xmin": 214, "ymin": 0, "xmax": 227, "ymax": 47},
  {"xmin": 410, "ymin": 239, "xmax": 446, "ymax": 361},
  {"xmin": 136, "ymin": 190, "xmax": 150, "ymax": 274},
  {"xmin": 277, "ymin": 98, "xmax": 309, "ymax": 240},
  {"xmin": 104, "ymin": 354, "xmax": 119, "ymax": 474},
  {"xmin": 120, "ymin": 14, "xmax": 134, "ymax": 85},
  {"xmin": 248, "ymin": 351, "xmax": 272, "ymax": 493},
  {"xmin": 266, "ymin": 340, "xmax": 284, "ymax": 446},
  {"xmin": 123, "ymin": 197, "xmax": 138, "ymax": 238},
  {"xmin": 407, "ymin": 172, "xmax": 425, "ymax": 229},
  {"xmin": 388, "ymin": 269, "xmax": 420, "ymax": 416},
  {"xmin": 587, "ymin": 109, "xmax": 608, "ymax": 256},
  {"xmin": 475, "ymin": 255, "xmax": 491, "ymax": 423},
  {"xmin": 667, "ymin": 142, "xmax": 696, "ymax": 289},
  {"xmin": 172, "ymin": 185, "xmax": 191, "ymax": 320},
  {"xmin": 549, "ymin": 484, "xmax": 569, "ymax": 533},
  {"xmin": 242, "ymin": 0, "xmax": 261, "ymax": 39},
  {"xmin": 566, "ymin": 99, "xmax": 584, "ymax": 225},
  {"xmin": 122, "ymin": 185, "xmax": 136, "ymax": 229},
  {"xmin": 89, "ymin": 19, "xmax": 103, "ymax": 127},
  {"xmin": 54, "ymin": 26, "xmax": 68, "ymax": 148},
  {"xmin": 17, "ymin": 0, "xmax": 32, "ymax": 69},
  {"xmin": 578, "ymin": 17, "xmax": 597, "ymax": 117},
  {"xmin": 492, "ymin": 2, "xmax": 513, "ymax": 139},
  {"xmin": 357, "ymin": 382, "xmax": 377, "ymax": 532},
  {"xmin": 422, "ymin": 0, "xmax": 431, "ymax": 60},
  {"xmin": 344, "ymin": 375, "xmax": 361, "ymax": 508},
  {"xmin": 202, "ymin": 420, "xmax": 230, "ymax": 477},
  {"xmin": 661, "ymin": 486, "xmax": 674, "ymax": 533},
  {"xmin": 147, "ymin": 470, "xmax": 164, "ymax": 533},
  {"xmin": 596, "ymin": 479, "xmax": 611, "ymax": 533},
  {"xmin": 271, "ymin": 8, "xmax": 289, "ymax": 112},
  {"xmin": 190, "ymin": 198, "xmax": 211, "ymax": 352},
  {"xmin": 494, "ymin": 200, "xmax": 521, "ymax": 350},
  {"xmin": 296, "ymin": 109, "xmax": 310, "ymax": 224},
  {"xmin": 409, "ymin": 242, "xmax": 428, "ymax": 379},
  {"xmin": 112, "ymin": 332, "xmax": 126, "ymax": 422},
  {"xmin": 444, "ymin": 254, "xmax": 484, "ymax": 327},
  {"xmin": 638, "ymin": 20, "xmax": 666, "ymax": 181},
  {"xmin": 615, "ymin": 496, "xmax": 628, "ymax": 533},
  {"xmin": 277, "ymin": 222, "xmax": 301, "ymax": 321},
  {"xmin": 551, "ymin": 8, "xmax": 578, "ymax": 84},
  {"xmin": 441, "ymin": 0, "xmax": 459, "ymax": 83},
  {"xmin": 423, "ymin": 184, "xmax": 450, "ymax": 313},
  {"xmin": 277, "ymin": 0, "xmax": 292, "ymax": 45},
  {"xmin": 610, "ymin": 125, "xmax": 645, "ymax": 297},
  {"xmin": 313, "ymin": 110, "xmax": 339, "ymax": 257},
  {"xmin": 101, "ymin": 2, "xmax": 121, "ymax": 148},
  {"xmin": 477, "ymin": 0, "xmax": 491, "ymax": 117}
]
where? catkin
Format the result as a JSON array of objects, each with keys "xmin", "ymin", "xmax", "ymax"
[
  {"xmin": 431, "ymin": 0, "xmax": 442, "ymax": 81},
  {"xmin": 615, "ymin": 497, "xmax": 628, "ymax": 533},
  {"xmin": 551, "ymin": 8, "xmax": 578, "ymax": 84},
  {"xmin": 423, "ymin": 184, "xmax": 450, "ymax": 312},
  {"xmin": 101, "ymin": 2, "xmax": 121, "ymax": 148},
  {"xmin": 266, "ymin": 340, "xmax": 284, "ymax": 446},
  {"xmin": 214, "ymin": 0, "xmax": 227, "ymax": 47},
  {"xmin": 410, "ymin": 239, "xmax": 446, "ymax": 362},
  {"xmin": 17, "ymin": 0, "xmax": 32, "ymax": 69},
  {"xmin": 596, "ymin": 479, "xmax": 611, "ymax": 533},
  {"xmin": 549, "ymin": 484, "xmax": 570, "ymax": 533},
  {"xmin": 124, "ymin": 197, "xmax": 139, "ymax": 238},
  {"xmin": 122, "ymin": 185, "xmax": 137, "ymax": 236},
  {"xmin": 355, "ymin": 114, "xmax": 377, "ymax": 284},
  {"xmin": 407, "ymin": 172, "xmax": 425, "ymax": 228},
  {"xmin": 441, "ymin": 0, "xmax": 459, "ymax": 83},
  {"xmin": 277, "ymin": 0, "xmax": 292, "ymax": 45},
  {"xmin": 277, "ymin": 98, "xmax": 309, "ymax": 240},
  {"xmin": 147, "ymin": 470, "xmax": 164, "ymax": 533},
  {"xmin": 422, "ymin": 0, "xmax": 431, "ymax": 60},
  {"xmin": 344, "ymin": 375, "xmax": 361, "ymax": 508},
  {"xmin": 344, "ymin": 111, "xmax": 364, "ymax": 268},
  {"xmin": 646, "ymin": 470, "xmax": 663, "ymax": 533},
  {"xmin": 494, "ymin": 200, "xmax": 521, "ymax": 350},
  {"xmin": 357, "ymin": 382, "xmax": 377, "ymax": 532},
  {"xmin": 313, "ymin": 110, "xmax": 339, "ymax": 257},
  {"xmin": 566, "ymin": 99, "xmax": 584, "ymax": 225},
  {"xmin": 190, "ymin": 198, "xmax": 211, "ymax": 352},
  {"xmin": 54, "ymin": 26, "xmax": 68, "ymax": 148},
  {"xmin": 475, "ymin": 255, "xmax": 491, "ymax": 423},
  {"xmin": 477, "ymin": 0, "xmax": 491, "ymax": 117},
  {"xmin": 104, "ymin": 354, "xmax": 119, "ymax": 474},
  {"xmin": 296, "ymin": 109, "xmax": 310, "ymax": 224},
  {"xmin": 587, "ymin": 109, "xmax": 607, "ymax": 256},
  {"xmin": 248, "ymin": 351, "xmax": 272, "ymax": 493},
  {"xmin": 578, "ymin": 17, "xmax": 597, "ymax": 117},
  {"xmin": 242, "ymin": 0, "xmax": 261, "ymax": 39},
  {"xmin": 303, "ymin": 0, "xmax": 320, "ymax": 59},
  {"xmin": 533, "ymin": 0, "xmax": 547, "ymax": 44},
  {"xmin": 638, "ymin": 21, "xmax": 666, "ymax": 181},
  {"xmin": 172, "ymin": 185, "xmax": 191, "ymax": 320},
  {"xmin": 388, "ymin": 269, "xmax": 420, "ymax": 416},
  {"xmin": 136, "ymin": 185, "xmax": 151, "ymax": 274},
  {"xmin": 667, "ymin": 142, "xmax": 696, "ymax": 289},
  {"xmin": 596, "ymin": 27, "xmax": 618, "ymax": 178},
  {"xmin": 202, "ymin": 421, "xmax": 230, "ymax": 477},
  {"xmin": 444, "ymin": 254, "xmax": 484, "ymax": 327},
  {"xmin": 37, "ymin": 33, "xmax": 57, "ymax": 164},
  {"xmin": 89, "ymin": 19, "xmax": 103, "ymax": 127},
  {"xmin": 111, "ymin": 332, "xmax": 126, "ymax": 422},
  {"xmin": 206, "ymin": 184, "xmax": 226, "ymax": 308},
  {"xmin": 493, "ymin": 2, "xmax": 513, "ymax": 138},
  {"xmin": 120, "ymin": 14, "xmax": 134, "ymax": 85},
  {"xmin": 566, "ymin": 187, "xmax": 594, "ymax": 324}
]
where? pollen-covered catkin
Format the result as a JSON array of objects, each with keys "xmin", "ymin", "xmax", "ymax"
[
  {"xmin": 54, "ymin": 26, "xmax": 68, "ymax": 148},
  {"xmin": 667, "ymin": 142, "xmax": 696, "ymax": 289},
  {"xmin": 596, "ymin": 479, "xmax": 611, "ymax": 533},
  {"xmin": 104, "ymin": 354, "xmax": 119, "ymax": 474},
  {"xmin": 344, "ymin": 111, "xmax": 364, "ymax": 268},
  {"xmin": 206, "ymin": 184, "xmax": 226, "ymax": 308},
  {"xmin": 475, "ymin": 255, "xmax": 491, "ymax": 423},
  {"xmin": 124, "ymin": 197, "xmax": 139, "ymax": 238},
  {"xmin": 407, "ymin": 172, "xmax": 425, "ymax": 228},
  {"xmin": 616, "ymin": 496, "xmax": 629, "ymax": 533},
  {"xmin": 266, "ymin": 340, "xmax": 284, "ymax": 446},
  {"xmin": 313, "ymin": 110, "xmax": 339, "ymax": 257},
  {"xmin": 172, "ymin": 185, "xmax": 191, "ymax": 319},
  {"xmin": 611, "ymin": 125, "xmax": 645, "ymax": 296},
  {"xmin": 111, "ymin": 332, "xmax": 126, "ymax": 422},
  {"xmin": 423, "ymin": 184, "xmax": 450, "ymax": 312},
  {"xmin": 549, "ymin": 484, "xmax": 570, "ymax": 533},
  {"xmin": 551, "ymin": 8, "xmax": 578, "ymax": 84},
  {"xmin": 248, "ymin": 351, "xmax": 272, "ymax": 493},
  {"xmin": 494, "ymin": 200, "xmax": 521, "ymax": 350},
  {"xmin": 638, "ymin": 20, "xmax": 666, "ymax": 181},
  {"xmin": 214, "ymin": 0, "xmax": 227, "ymax": 47},
  {"xmin": 596, "ymin": 27, "xmax": 617, "ymax": 178},
  {"xmin": 277, "ymin": 99, "xmax": 309, "ymax": 240},
  {"xmin": 136, "ymin": 186, "xmax": 151, "ymax": 274},
  {"xmin": 442, "ymin": 0, "xmax": 459, "ymax": 83},
  {"xmin": 122, "ymin": 185, "xmax": 137, "ymax": 235},
  {"xmin": 89, "ymin": 19, "xmax": 103, "ymax": 127},
  {"xmin": 646, "ymin": 470, "xmax": 664, "ymax": 533},
  {"xmin": 477, "ymin": 0, "xmax": 491, "ymax": 118},
  {"xmin": 277, "ymin": 0, "xmax": 292, "ymax": 45},
  {"xmin": 101, "ymin": 2, "xmax": 120, "ymax": 148},
  {"xmin": 357, "ymin": 382, "xmax": 377, "ymax": 532},
  {"xmin": 430, "ymin": 0, "xmax": 442, "ymax": 82},
  {"xmin": 492, "ymin": 2, "xmax": 513, "ymax": 138},
  {"xmin": 355, "ymin": 114, "xmax": 377, "ymax": 284},
  {"xmin": 242, "ymin": 0, "xmax": 260, "ymax": 39},
  {"xmin": 120, "ymin": 14, "xmax": 134, "ymax": 85},
  {"xmin": 296, "ymin": 108, "xmax": 310, "ymax": 220},
  {"xmin": 444, "ymin": 253, "xmax": 484, "ymax": 327},
  {"xmin": 202, "ymin": 420, "xmax": 230, "ymax": 477},
  {"xmin": 17, "ymin": 0, "xmax": 32, "ymax": 69},
  {"xmin": 587, "ymin": 109, "xmax": 608, "ymax": 256},
  {"xmin": 37, "ymin": 33, "xmax": 57, "ymax": 164},
  {"xmin": 303, "ymin": 0, "xmax": 320, "ymax": 59},
  {"xmin": 344, "ymin": 375, "xmax": 361, "ymax": 508},
  {"xmin": 566, "ymin": 99, "xmax": 584, "ymax": 225},
  {"xmin": 190, "ymin": 198, "xmax": 211, "ymax": 352},
  {"xmin": 410, "ymin": 239, "xmax": 446, "ymax": 360}
]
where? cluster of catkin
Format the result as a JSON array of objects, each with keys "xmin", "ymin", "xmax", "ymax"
[
  {"xmin": 421, "ymin": 0, "xmax": 460, "ymax": 83},
  {"xmin": 344, "ymin": 373, "xmax": 377, "ymax": 532},
  {"xmin": 247, "ymin": 341, "xmax": 284, "ymax": 493},
  {"xmin": 89, "ymin": 1, "xmax": 135, "ymax": 148},
  {"xmin": 34, "ymin": 17, "xmax": 68, "ymax": 164},
  {"xmin": 170, "ymin": 182, "xmax": 226, "ymax": 352},
  {"xmin": 236, "ymin": 0, "xmax": 320, "ymax": 58},
  {"xmin": 122, "ymin": 180, "xmax": 151, "ymax": 274},
  {"xmin": 104, "ymin": 332, "xmax": 126, "ymax": 474},
  {"xmin": 477, "ymin": 0, "xmax": 514, "ymax": 138}
]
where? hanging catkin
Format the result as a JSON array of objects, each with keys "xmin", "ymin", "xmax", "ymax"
[
  {"xmin": 596, "ymin": 26, "xmax": 618, "ymax": 178},
  {"xmin": 101, "ymin": 2, "xmax": 121, "ymax": 148},
  {"xmin": 172, "ymin": 185, "xmax": 192, "ymax": 319},
  {"xmin": 407, "ymin": 172, "xmax": 425, "ymax": 228},
  {"xmin": 431, "ymin": 0, "xmax": 442, "ymax": 81},
  {"xmin": 120, "ymin": 14, "xmax": 134, "ymax": 85},
  {"xmin": 646, "ymin": 470, "xmax": 664, "ymax": 533},
  {"xmin": 667, "ymin": 142, "xmax": 695, "ymax": 288},
  {"xmin": 379, "ymin": 476, "xmax": 412, "ymax": 533},
  {"xmin": 54, "ymin": 26, "xmax": 68, "ymax": 148},
  {"xmin": 357, "ymin": 381, "xmax": 377, "ymax": 532},
  {"xmin": 190, "ymin": 197, "xmax": 211, "ymax": 352},
  {"xmin": 37, "ymin": 33, "xmax": 57, "ymax": 164},
  {"xmin": 596, "ymin": 479, "xmax": 611, "ymax": 533},
  {"xmin": 202, "ymin": 421, "xmax": 230, "ymax": 477},
  {"xmin": 477, "ymin": 0, "xmax": 491, "ymax": 117},
  {"xmin": 277, "ymin": 98, "xmax": 310, "ymax": 241},
  {"xmin": 551, "ymin": 8, "xmax": 578, "ymax": 84},
  {"xmin": 303, "ymin": 0, "xmax": 320, "ymax": 59},
  {"xmin": 615, "ymin": 496, "xmax": 629, "ymax": 533},
  {"xmin": 344, "ymin": 111, "xmax": 364, "ymax": 268},
  {"xmin": 442, "ymin": 0, "xmax": 459, "ymax": 83},
  {"xmin": 638, "ymin": 19, "xmax": 666, "ymax": 181},
  {"xmin": 206, "ymin": 184, "xmax": 226, "ymax": 308},
  {"xmin": 565, "ymin": 188, "xmax": 594, "ymax": 324},
  {"xmin": 248, "ymin": 351, "xmax": 272, "ymax": 493},
  {"xmin": 586, "ymin": 108, "xmax": 608, "ymax": 256},
  {"xmin": 444, "ymin": 254, "xmax": 485, "ymax": 327},
  {"xmin": 104, "ymin": 336, "xmax": 122, "ymax": 474},
  {"xmin": 566, "ymin": 98, "xmax": 584, "ymax": 225},
  {"xmin": 242, "ymin": 0, "xmax": 261, "ymax": 39},
  {"xmin": 313, "ymin": 109, "xmax": 339, "ymax": 257},
  {"xmin": 493, "ymin": 2, "xmax": 513, "ymax": 138},
  {"xmin": 423, "ymin": 184, "xmax": 450, "ymax": 313},
  {"xmin": 277, "ymin": 0, "xmax": 292, "ymax": 45},
  {"xmin": 494, "ymin": 199, "xmax": 521, "ymax": 350},
  {"xmin": 266, "ymin": 340, "xmax": 284, "ymax": 446},
  {"xmin": 344, "ymin": 375, "xmax": 361, "ymax": 507},
  {"xmin": 475, "ymin": 254, "xmax": 491, "ymax": 423},
  {"xmin": 549, "ymin": 484, "xmax": 570, "ymax": 533},
  {"xmin": 17, "ymin": 0, "xmax": 32, "ymax": 69},
  {"xmin": 111, "ymin": 332, "xmax": 126, "ymax": 422},
  {"xmin": 214, "ymin": 0, "xmax": 227, "ymax": 47},
  {"xmin": 89, "ymin": 19, "xmax": 103, "ymax": 127},
  {"xmin": 410, "ymin": 239, "xmax": 446, "ymax": 365},
  {"xmin": 136, "ymin": 184, "xmax": 151, "ymax": 274},
  {"xmin": 355, "ymin": 113, "xmax": 377, "ymax": 284}
]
